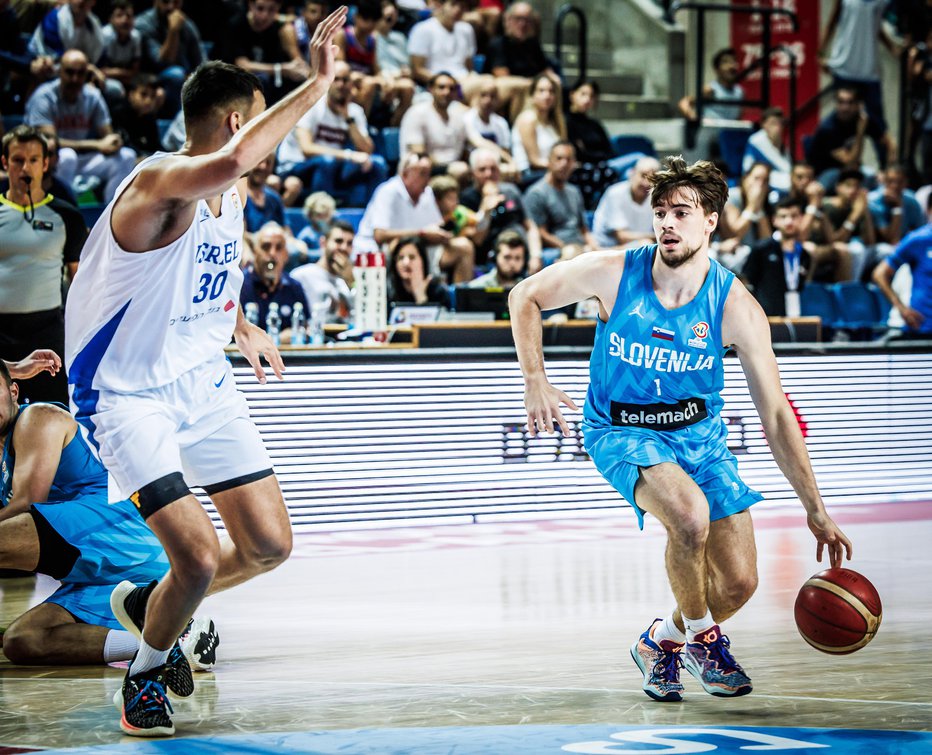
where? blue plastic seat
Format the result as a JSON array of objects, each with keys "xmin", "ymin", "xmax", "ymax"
[
  {"xmin": 800, "ymin": 282, "xmax": 841, "ymax": 329},
  {"xmin": 831, "ymin": 282, "xmax": 881, "ymax": 329},
  {"xmin": 718, "ymin": 127, "xmax": 752, "ymax": 179},
  {"xmin": 610, "ymin": 134, "xmax": 656, "ymax": 158},
  {"xmin": 284, "ymin": 207, "xmax": 309, "ymax": 236},
  {"xmin": 380, "ymin": 126, "xmax": 400, "ymax": 165},
  {"xmin": 335, "ymin": 207, "xmax": 365, "ymax": 232}
]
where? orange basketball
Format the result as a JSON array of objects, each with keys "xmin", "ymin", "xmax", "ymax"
[{"xmin": 794, "ymin": 567, "xmax": 882, "ymax": 654}]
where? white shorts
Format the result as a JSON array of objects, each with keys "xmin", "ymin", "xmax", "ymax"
[{"xmin": 75, "ymin": 354, "xmax": 273, "ymax": 502}]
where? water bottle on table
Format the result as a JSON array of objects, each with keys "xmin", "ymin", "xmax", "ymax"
[
  {"xmin": 291, "ymin": 301, "xmax": 307, "ymax": 345},
  {"xmin": 266, "ymin": 302, "xmax": 282, "ymax": 346}
]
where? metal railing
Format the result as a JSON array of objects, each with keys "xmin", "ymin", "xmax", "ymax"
[{"xmin": 553, "ymin": 4, "xmax": 587, "ymax": 90}]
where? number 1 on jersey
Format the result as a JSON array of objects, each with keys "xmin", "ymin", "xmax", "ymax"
[{"xmin": 654, "ymin": 378, "xmax": 661, "ymax": 397}]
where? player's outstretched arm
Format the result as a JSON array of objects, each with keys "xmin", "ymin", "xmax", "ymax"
[
  {"xmin": 134, "ymin": 6, "xmax": 347, "ymax": 208},
  {"xmin": 3, "ymin": 350, "xmax": 61, "ymax": 380},
  {"xmin": 509, "ymin": 251, "xmax": 622, "ymax": 436},
  {"xmin": 723, "ymin": 283, "xmax": 853, "ymax": 567}
]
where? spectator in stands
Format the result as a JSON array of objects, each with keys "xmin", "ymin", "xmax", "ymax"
[
  {"xmin": 239, "ymin": 222, "xmax": 310, "ymax": 333},
  {"xmin": 244, "ymin": 155, "xmax": 286, "ymax": 233},
  {"xmin": 160, "ymin": 106, "xmax": 186, "ymax": 151},
  {"xmin": 720, "ymin": 161, "xmax": 773, "ymax": 248},
  {"xmin": 387, "ymin": 235, "xmax": 453, "ymax": 308},
  {"xmin": 221, "ymin": 0, "xmax": 310, "ymax": 105},
  {"xmin": 786, "ymin": 162, "xmax": 827, "ymax": 241},
  {"xmin": 741, "ymin": 197, "xmax": 812, "ymax": 317},
  {"xmin": 819, "ymin": 168, "xmax": 874, "ymax": 282},
  {"xmin": 111, "ymin": 73, "xmax": 161, "ymax": 157},
  {"xmin": 873, "ymin": 196, "xmax": 932, "ymax": 338},
  {"xmin": 291, "ymin": 220, "xmax": 356, "ymax": 324},
  {"xmin": 0, "ymin": 126, "xmax": 86, "ymax": 404},
  {"xmin": 523, "ymin": 141, "xmax": 597, "ymax": 258},
  {"xmin": 399, "ymin": 71, "xmax": 470, "ymax": 180},
  {"xmin": 297, "ymin": 191, "xmax": 337, "ymax": 254},
  {"xmin": 742, "ymin": 107, "xmax": 791, "ymax": 192},
  {"xmin": 25, "ymin": 49, "xmax": 136, "ymax": 203},
  {"xmin": 592, "ymin": 156, "xmax": 660, "ymax": 249},
  {"xmin": 485, "ymin": 2, "xmax": 555, "ymax": 119},
  {"xmin": 467, "ymin": 229, "xmax": 527, "ymax": 289},
  {"xmin": 408, "ymin": 0, "xmax": 485, "ymax": 100},
  {"xmin": 820, "ymin": 0, "xmax": 899, "ymax": 163},
  {"xmin": 294, "ymin": 0, "xmax": 327, "ymax": 64},
  {"xmin": 30, "ymin": 0, "xmax": 105, "ymax": 67},
  {"xmin": 512, "ymin": 73, "xmax": 567, "ymax": 187},
  {"xmin": 355, "ymin": 152, "xmax": 474, "ymax": 282},
  {"xmin": 277, "ymin": 60, "xmax": 388, "ymax": 207},
  {"xmin": 375, "ymin": 0, "xmax": 414, "ymax": 101},
  {"xmin": 136, "ymin": 0, "xmax": 204, "ymax": 113},
  {"xmin": 99, "ymin": 0, "xmax": 142, "ymax": 91},
  {"xmin": 460, "ymin": 147, "xmax": 542, "ymax": 272},
  {"xmin": 431, "ymin": 174, "xmax": 480, "ymax": 243},
  {"xmin": 566, "ymin": 80, "xmax": 614, "ymax": 166},
  {"xmin": 463, "ymin": 78, "xmax": 516, "ymax": 173},
  {"xmin": 869, "ymin": 164, "xmax": 925, "ymax": 248},
  {"xmin": 678, "ymin": 47, "xmax": 745, "ymax": 161},
  {"xmin": 807, "ymin": 87, "xmax": 895, "ymax": 191}
]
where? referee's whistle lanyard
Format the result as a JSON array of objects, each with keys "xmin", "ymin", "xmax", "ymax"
[{"xmin": 783, "ymin": 242, "xmax": 802, "ymax": 293}]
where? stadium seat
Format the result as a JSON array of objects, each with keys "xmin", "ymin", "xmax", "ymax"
[
  {"xmin": 79, "ymin": 204, "xmax": 103, "ymax": 228},
  {"xmin": 157, "ymin": 119, "xmax": 173, "ymax": 142},
  {"xmin": 610, "ymin": 134, "xmax": 656, "ymax": 158},
  {"xmin": 541, "ymin": 248, "xmax": 561, "ymax": 267},
  {"xmin": 335, "ymin": 207, "xmax": 365, "ymax": 232},
  {"xmin": 380, "ymin": 127, "xmax": 401, "ymax": 166},
  {"xmin": 831, "ymin": 282, "xmax": 880, "ymax": 328},
  {"xmin": 585, "ymin": 210, "xmax": 594, "ymax": 229},
  {"xmin": 284, "ymin": 207, "xmax": 309, "ymax": 236},
  {"xmin": 3, "ymin": 114, "xmax": 25, "ymax": 131},
  {"xmin": 800, "ymin": 282, "xmax": 842, "ymax": 330},
  {"xmin": 718, "ymin": 127, "xmax": 753, "ymax": 178},
  {"xmin": 869, "ymin": 282, "xmax": 892, "ymax": 323}
]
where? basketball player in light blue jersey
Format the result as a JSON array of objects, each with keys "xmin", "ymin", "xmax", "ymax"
[
  {"xmin": 0, "ymin": 360, "xmax": 218, "ymax": 673},
  {"xmin": 509, "ymin": 157, "xmax": 853, "ymax": 702}
]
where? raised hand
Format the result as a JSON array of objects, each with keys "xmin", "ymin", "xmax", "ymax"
[{"xmin": 308, "ymin": 6, "xmax": 348, "ymax": 86}]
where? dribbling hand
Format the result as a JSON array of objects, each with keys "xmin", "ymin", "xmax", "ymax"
[
  {"xmin": 807, "ymin": 510, "xmax": 853, "ymax": 569},
  {"xmin": 308, "ymin": 6, "xmax": 348, "ymax": 87}
]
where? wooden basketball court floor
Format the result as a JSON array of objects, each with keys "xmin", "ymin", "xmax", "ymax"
[{"xmin": 0, "ymin": 500, "xmax": 930, "ymax": 753}]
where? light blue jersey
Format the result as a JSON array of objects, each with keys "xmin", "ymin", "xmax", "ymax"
[
  {"xmin": 582, "ymin": 245, "xmax": 762, "ymax": 527},
  {"xmin": 1, "ymin": 404, "xmax": 168, "ymax": 628}
]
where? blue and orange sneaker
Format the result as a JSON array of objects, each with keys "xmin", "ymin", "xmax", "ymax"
[
  {"xmin": 683, "ymin": 625, "xmax": 753, "ymax": 697},
  {"xmin": 115, "ymin": 664, "xmax": 174, "ymax": 737},
  {"xmin": 630, "ymin": 619, "xmax": 685, "ymax": 702}
]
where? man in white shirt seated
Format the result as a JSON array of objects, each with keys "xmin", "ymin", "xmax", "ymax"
[
  {"xmin": 354, "ymin": 152, "xmax": 474, "ymax": 282},
  {"xmin": 399, "ymin": 71, "xmax": 469, "ymax": 182},
  {"xmin": 592, "ymin": 156, "xmax": 660, "ymax": 249},
  {"xmin": 407, "ymin": 0, "xmax": 488, "ymax": 100},
  {"xmin": 742, "ymin": 107, "xmax": 791, "ymax": 193},
  {"xmin": 463, "ymin": 78, "xmax": 516, "ymax": 177},
  {"xmin": 276, "ymin": 60, "xmax": 388, "ymax": 206},
  {"xmin": 290, "ymin": 220, "xmax": 356, "ymax": 324}
]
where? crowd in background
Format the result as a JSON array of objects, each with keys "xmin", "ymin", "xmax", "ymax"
[{"xmin": 1, "ymin": 0, "xmax": 931, "ymax": 404}]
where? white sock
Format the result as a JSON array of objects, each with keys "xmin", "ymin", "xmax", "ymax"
[
  {"xmin": 129, "ymin": 637, "xmax": 171, "ymax": 677},
  {"xmin": 652, "ymin": 614, "xmax": 686, "ymax": 646},
  {"xmin": 103, "ymin": 630, "xmax": 139, "ymax": 663},
  {"xmin": 683, "ymin": 609, "xmax": 715, "ymax": 643}
]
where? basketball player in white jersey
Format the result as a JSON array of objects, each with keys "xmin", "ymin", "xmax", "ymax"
[{"xmin": 64, "ymin": 7, "xmax": 348, "ymax": 737}]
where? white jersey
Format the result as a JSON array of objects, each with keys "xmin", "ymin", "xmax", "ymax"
[{"xmin": 65, "ymin": 152, "xmax": 245, "ymax": 394}]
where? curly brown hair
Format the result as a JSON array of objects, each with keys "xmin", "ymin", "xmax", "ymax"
[{"xmin": 649, "ymin": 156, "xmax": 729, "ymax": 218}]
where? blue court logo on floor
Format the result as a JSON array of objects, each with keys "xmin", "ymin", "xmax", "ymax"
[{"xmin": 40, "ymin": 724, "xmax": 932, "ymax": 754}]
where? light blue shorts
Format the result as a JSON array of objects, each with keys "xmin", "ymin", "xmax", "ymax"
[
  {"xmin": 32, "ymin": 496, "xmax": 168, "ymax": 629},
  {"xmin": 584, "ymin": 425, "xmax": 763, "ymax": 530}
]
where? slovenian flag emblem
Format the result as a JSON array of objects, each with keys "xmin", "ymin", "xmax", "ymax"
[{"xmin": 652, "ymin": 326, "xmax": 675, "ymax": 341}]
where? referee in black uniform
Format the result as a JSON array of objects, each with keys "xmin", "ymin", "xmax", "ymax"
[{"xmin": 0, "ymin": 125, "xmax": 86, "ymax": 404}]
